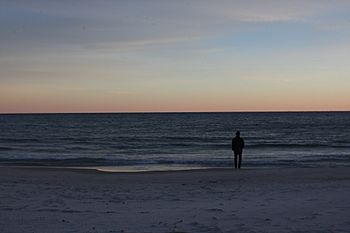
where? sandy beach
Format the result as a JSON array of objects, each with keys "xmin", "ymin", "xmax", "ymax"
[{"xmin": 1, "ymin": 167, "xmax": 349, "ymax": 233}]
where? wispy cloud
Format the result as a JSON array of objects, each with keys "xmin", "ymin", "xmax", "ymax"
[
  {"xmin": 3, "ymin": 0, "xmax": 350, "ymax": 51},
  {"xmin": 90, "ymin": 36, "xmax": 205, "ymax": 52}
]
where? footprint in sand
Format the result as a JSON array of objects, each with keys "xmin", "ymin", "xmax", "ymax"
[
  {"xmin": 190, "ymin": 221, "xmax": 199, "ymax": 226},
  {"xmin": 207, "ymin": 208, "xmax": 224, "ymax": 212}
]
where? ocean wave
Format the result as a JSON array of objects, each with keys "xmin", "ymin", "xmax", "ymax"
[
  {"xmin": 0, "ymin": 138, "xmax": 41, "ymax": 143},
  {"xmin": 0, "ymin": 146, "xmax": 13, "ymax": 151},
  {"xmin": 248, "ymin": 143, "xmax": 350, "ymax": 149},
  {"xmin": 1, "ymin": 155, "xmax": 349, "ymax": 168},
  {"xmin": 0, "ymin": 157, "xmax": 108, "ymax": 166},
  {"xmin": 0, "ymin": 157, "xmax": 232, "ymax": 167}
]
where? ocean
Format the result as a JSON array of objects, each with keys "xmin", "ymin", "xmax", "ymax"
[{"xmin": 0, "ymin": 112, "xmax": 349, "ymax": 170}]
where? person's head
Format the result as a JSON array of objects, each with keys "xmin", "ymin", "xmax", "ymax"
[{"xmin": 236, "ymin": 131, "xmax": 240, "ymax": 137}]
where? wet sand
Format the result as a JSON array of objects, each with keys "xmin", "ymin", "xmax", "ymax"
[{"xmin": 1, "ymin": 167, "xmax": 349, "ymax": 233}]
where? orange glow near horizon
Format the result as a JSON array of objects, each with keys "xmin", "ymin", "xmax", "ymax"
[{"xmin": 1, "ymin": 84, "xmax": 349, "ymax": 113}]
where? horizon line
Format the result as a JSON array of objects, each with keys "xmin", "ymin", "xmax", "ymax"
[{"xmin": 1, "ymin": 110, "xmax": 349, "ymax": 115}]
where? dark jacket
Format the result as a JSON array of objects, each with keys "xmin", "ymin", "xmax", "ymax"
[{"xmin": 232, "ymin": 137, "xmax": 244, "ymax": 153}]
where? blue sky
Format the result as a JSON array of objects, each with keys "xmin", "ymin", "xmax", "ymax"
[{"xmin": 1, "ymin": 0, "xmax": 350, "ymax": 112}]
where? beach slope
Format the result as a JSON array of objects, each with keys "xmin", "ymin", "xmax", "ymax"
[{"xmin": 0, "ymin": 167, "xmax": 349, "ymax": 233}]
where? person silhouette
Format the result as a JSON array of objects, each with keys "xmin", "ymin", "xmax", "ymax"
[{"xmin": 232, "ymin": 131, "xmax": 245, "ymax": 169}]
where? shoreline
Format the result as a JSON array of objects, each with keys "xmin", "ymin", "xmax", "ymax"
[
  {"xmin": 0, "ymin": 165, "xmax": 273, "ymax": 175},
  {"xmin": 1, "ymin": 164, "xmax": 226, "ymax": 173},
  {"xmin": 1, "ymin": 164, "xmax": 348, "ymax": 174}
]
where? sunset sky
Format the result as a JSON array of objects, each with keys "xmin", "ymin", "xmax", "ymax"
[{"xmin": 1, "ymin": 0, "xmax": 350, "ymax": 113}]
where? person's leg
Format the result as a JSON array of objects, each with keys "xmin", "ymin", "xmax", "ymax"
[
  {"xmin": 234, "ymin": 153, "xmax": 238, "ymax": 168},
  {"xmin": 238, "ymin": 153, "xmax": 242, "ymax": 169}
]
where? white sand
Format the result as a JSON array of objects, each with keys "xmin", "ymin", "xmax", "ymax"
[{"xmin": 0, "ymin": 167, "xmax": 349, "ymax": 233}]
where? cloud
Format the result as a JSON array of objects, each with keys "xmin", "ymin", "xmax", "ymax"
[
  {"xmin": 3, "ymin": 0, "xmax": 350, "ymax": 53},
  {"xmin": 203, "ymin": 0, "xmax": 342, "ymax": 22}
]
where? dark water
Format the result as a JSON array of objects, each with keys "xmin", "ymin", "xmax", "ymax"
[{"xmin": 0, "ymin": 112, "xmax": 349, "ymax": 169}]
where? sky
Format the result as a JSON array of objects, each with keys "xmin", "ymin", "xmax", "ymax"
[{"xmin": 1, "ymin": 0, "xmax": 350, "ymax": 113}]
